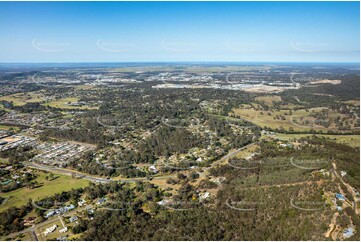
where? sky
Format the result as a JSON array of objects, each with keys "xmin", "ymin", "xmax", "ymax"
[{"xmin": 0, "ymin": 1, "xmax": 359, "ymax": 63}]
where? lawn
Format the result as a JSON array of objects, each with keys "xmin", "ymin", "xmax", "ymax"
[
  {"xmin": 0, "ymin": 171, "xmax": 89, "ymax": 212},
  {"xmin": 12, "ymin": 231, "xmax": 33, "ymax": 241},
  {"xmin": 36, "ymin": 219, "xmax": 65, "ymax": 241}
]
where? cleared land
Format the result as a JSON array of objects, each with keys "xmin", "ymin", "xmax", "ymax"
[
  {"xmin": 0, "ymin": 171, "xmax": 88, "ymax": 212},
  {"xmin": 45, "ymin": 97, "xmax": 98, "ymax": 110},
  {"xmin": 0, "ymin": 92, "xmax": 46, "ymax": 106},
  {"xmin": 0, "ymin": 157, "xmax": 9, "ymax": 164},
  {"xmin": 270, "ymin": 133, "xmax": 360, "ymax": 148},
  {"xmin": 255, "ymin": 95, "xmax": 282, "ymax": 105},
  {"xmin": 341, "ymin": 100, "xmax": 360, "ymax": 106},
  {"xmin": 234, "ymin": 143, "xmax": 260, "ymax": 159},
  {"xmin": 0, "ymin": 125, "xmax": 20, "ymax": 131},
  {"xmin": 309, "ymin": 79, "xmax": 342, "ymax": 85},
  {"xmin": 232, "ymin": 106, "xmax": 358, "ymax": 132}
]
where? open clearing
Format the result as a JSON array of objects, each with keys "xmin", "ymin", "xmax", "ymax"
[
  {"xmin": 0, "ymin": 157, "xmax": 9, "ymax": 164},
  {"xmin": 44, "ymin": 97, "xmax": 98, "ymax": 110},
  {"xmin": 0, "ymin": 92, "xmax": 47, "ymax": 106},
  {"xmin": 235, "ymin": 143, "xmax": 260, "ymax": 159},
  {"xmin": 232, "ymin": 106, "xmax": 319, "ymax": 131},
  {"xmin": 0, "ymin": 125, "xmax": 20, "ymax": 131},
  {"xmin": 0, "ymin": 171, "xmax": 88, "ymax": 212},
  {"xmin": 255, "ymin": 95, "xmax": 282, "ymax": 105},
  {"xmin": 232, "ymin": 106, "xmax": 357, "ymax": 132},
  {"xmin": 309, "ymin": 79, "xmax": 342, "ymax": 85},
  {"xmin": 341, "ymin": 100, "xmax": 360, "ymax": 106},
  {"xmin": 270, "ymin": 133, "xmax": 359, "ymax": 148}
]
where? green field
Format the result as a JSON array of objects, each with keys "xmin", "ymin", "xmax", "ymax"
[
  {"xmin": 234, "ymin": 143, "xmax": 260, "ymax": 159},
  {"xmin": 0, "ymin": 92, "xmax": 46, "ymax": 106},
  {"xmin": 255, "ymin": 95, "xmax": 282, "ymax": 105},
  {"xmin": 232, "ymin": 106, "xmax": 316, "ymax": 131},
  {"xmin": 232, "ymin": 106, "xmax": 358, "ymax": 133},
  {"xmin": 11, "ymin": 231, "xmax": 33, "ymax": 241},
  {"xmin": 45, "ymin": 97, "xmax": 98, "ymax": 110},
  {"xmin": 0, "ymin": 125, "xmax": 21, "ymax": 131},
  {"xmin": 268, "ymin": 133, "xmax": 360, "ymax": 148},
  {"xmin": 0, "ymin": 171, "xmax": 89, "ymax": 212},
  {"xmin": 0, "ymin": 157, "xmax": 9, "ymax": 164}
]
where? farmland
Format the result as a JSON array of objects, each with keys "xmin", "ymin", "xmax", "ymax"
[
  {"xmin": 269, "ymin": 133, "xmax": 360, "ymax": 148},
  {"xmin": 232, "ymin": 105, "xmax": 359, "ymax": 133}
]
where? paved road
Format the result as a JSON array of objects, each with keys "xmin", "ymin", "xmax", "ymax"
[
  {"xmin": 8, "ymin": 142, "xmax": 256, "ymax": 240},
  {"xmin": 200, "ymin": 142, "xmax": 257, "ymax": 179},
  {"xmin": 290, "ymin": 73, "xmax": 302, "ymax": 88},
  {"xmin": 25, "ymin": 162, "xmax": 111, "ymax": 183},
  {"xmin": 25, "ymin": 162, "xmax": 176, "ymax": 183},
  {"xmin": 25, "ymin": 141, "xmax": 257, "ymax": 185}
]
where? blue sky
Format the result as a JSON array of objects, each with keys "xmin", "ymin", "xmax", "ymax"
[{"xmin": 0, "ymin": 1, "xmax": 359, "ymax": 63}]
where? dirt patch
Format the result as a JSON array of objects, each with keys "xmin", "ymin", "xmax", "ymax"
[
  {"xmin": 325, "ymin": 212, "xmax": 339, "ymax": 238},
  {"xmin": 312, "ymin": 93, "xmax": 334, "ymax": 97},
  {"xmin": 1, "ymin": 137, "xmax": 20, "ymax": 142},
  {"xmin": 243, "ymin": 85, "xmax": 284, "ymax": 93},
  {"xmin": 310, "ymin": 79, "xmax": 341, "ymax": 85}
]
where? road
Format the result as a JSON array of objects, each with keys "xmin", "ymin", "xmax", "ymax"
[
  {"xmin": 25, "ymin": 162, "xmax": 111, "ymax": 183},
  {"xmin": 25, "ymin": 162, "xmax": 176, "ymax": 183},
  {"xmin": 7, "ymin": 141, "xmax": 257, "ymax": 240},
  {"xmin": 25, "ymin": 140, "xmax": 258, "ymax": 185},
  {"xmin": 199, "ymin": 142, "xmax": 257, "ymax": 180},
  {"xmin": 236, "ymin": 180, "xmax": 321, "ymax": 191},
  {"xmin": 290, "ymin": 73, "xmax": 302, "ymax": 88},
  {"xmin": 2, "ymin": 205, "xmax": 92, "ymax": 241},
  {"xmin": 219, "ymin": 142, "xmax": 257, "ymax": 163},
  {"xmin": 7, "ymin": 143, "xmax": 255, "ymax": 241},
  {"xmin": 331, "ymin": 162, "xmax": 359, "ymax": 214}
]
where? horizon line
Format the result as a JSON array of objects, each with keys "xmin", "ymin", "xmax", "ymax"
[{"xmin": 0, "ymin": 61, "xmax": 359, "ymax": 64}]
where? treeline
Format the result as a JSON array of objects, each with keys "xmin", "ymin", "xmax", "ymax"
[
  {"xmin": 0, "ymin": 201, "xmax": 32, "ymax": 236},
  {"xmin": 40, "ymin": 128, "xmax": 109, "ymax": 146},
  {"xmin": 283, "ymin": 74, "xmax": 360, "ymax": 108},
  {"xmin": 77, "ymin": 179, "xmax": 340, "ymax": 240}
]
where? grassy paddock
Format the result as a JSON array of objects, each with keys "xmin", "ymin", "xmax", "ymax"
[
  {"xmin": 270, "ymin": 133, "xmax": 360, "ymax": 148},
  {"xmin": 0, "ymin": 171, "xmax": 89, "ymax": 212},
  {"xmin": 235, "ymin": 143, "xmax": 260, "ymax": 159},
  {"xmin": 232, "ymin": 106, "xmax": 357, "ymax": 133},
  {"xmin": 255, "ymin": 95, "xmax": 282, "ymax": 105},
  {"xmin": 0, "ymin": 92, "xmax": 46, "ymax": 106},
  {"xmin": 45, "ymin": 97, "xmax": 98, "ymax": 110}
]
